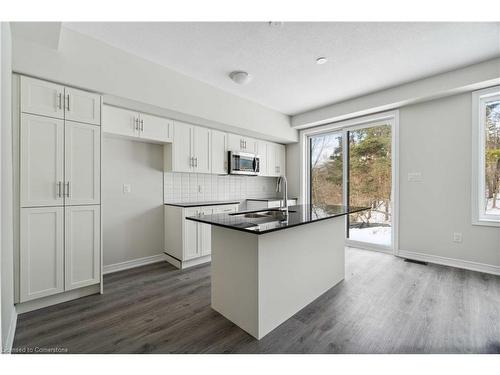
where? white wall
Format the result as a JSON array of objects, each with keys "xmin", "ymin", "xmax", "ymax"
[
  {"xmin": 11, "ymin": 27, "xmax": 297, "ymax": 143},
  {"xmin": 102, "ymin": 137, "xmax": 164, "ymax": 267},
  {"xmin": 1, "ymin": 22, "xmax": 16, "ymax": 352},
  {"xmin": 164, "ymin": 173, "xmax": 277, "ymax": 206},
  {"xmin": 398, "ymin": 93, "xmax": 500, "ymax": 266}
]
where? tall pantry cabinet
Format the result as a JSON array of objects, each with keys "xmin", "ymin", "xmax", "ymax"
[{"xmin": 17, "ymin": 76, "xmax": 102, "ymax": 304}]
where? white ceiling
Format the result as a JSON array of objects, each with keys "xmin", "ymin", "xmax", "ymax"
[{"xmin": 63, "ymin": 22, "xmax": 500, "ymax": 115}]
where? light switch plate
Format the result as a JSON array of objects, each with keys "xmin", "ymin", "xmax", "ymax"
[
  {"xmin": 453, "ymin": 232, "xmax": 463, "ymax": 243},
  {"xmin": 408, "ymin": 172, "xmax": 423, "ymax": 182},
  {"xmin": 123, "ymin": 184, "xmax": 131, "ymax": 193}
]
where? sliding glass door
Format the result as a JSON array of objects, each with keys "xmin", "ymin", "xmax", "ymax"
[
  {"xmin": 347, "ymin": 124, "xmax": 392, "ymax": 247},
  {"xmin": 307, "ymin": 117, "xmax": 395, "ymax": 251}
]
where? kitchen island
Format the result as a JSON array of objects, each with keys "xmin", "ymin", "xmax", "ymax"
[{"xmin": 187, "ymin": 204, "xmax": 369, "ymax": 339}]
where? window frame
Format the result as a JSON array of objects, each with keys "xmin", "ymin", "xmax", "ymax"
[
  {"xmin": 472, "ymin": 86, "xmax": 500, "ymax": 227},
  {"xmin": 299, "ymin": 110, "xmax": 399, "ymax": 254}
]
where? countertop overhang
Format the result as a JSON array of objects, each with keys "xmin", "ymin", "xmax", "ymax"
[{"xmin": 186, "ymin": 204, "xmax": 370, "ymax": 234}]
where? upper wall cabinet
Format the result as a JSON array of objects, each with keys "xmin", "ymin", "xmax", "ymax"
[
  {"xmin": 267, "ymin": 142, "xmax": 286, "ymax": 177},
  {"xmin": 20, "ymin": 76, "xmax": 101, "ymax": 126},
  {"xmin": 227, "ymin": 133, "xmax": 257, "ymax": 154},
  {"xmin": 102, "ymin": 105, "xmax": 173, "ymax": 143},
  {"xmin": 64, "ymin": 87, "xmax": 101, "ymax": 125},
  {"xmin": 164, "ymin": 121, "xmax": 211, "ymax": 174},
  {"xmin": 21, "ymin": 76, "xmax": 65, "ymax": 119},
  {"xmin": 256, "ymin": 140, "xmax": 268, "ymax": 176},
  {"xmin": 211, "ymin": 130, "xmax": 228, "ymax": 175}
]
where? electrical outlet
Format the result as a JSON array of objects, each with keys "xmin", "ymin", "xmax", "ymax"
[
  {"xmin": 453, "ymin": 232, "xmax": 463, "ymax": 243},
  {"xmin": 122, "ymin": 184, "xmax": 131, "ymax": 193}
]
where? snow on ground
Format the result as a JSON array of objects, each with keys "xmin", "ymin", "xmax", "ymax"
[
  {"xmin": 486, "ymin": 197, "xmax": 500, "ymax": 215},
  {"xmin": 349, "ymin": 226, "xmax": 391, "ymax": 246}
]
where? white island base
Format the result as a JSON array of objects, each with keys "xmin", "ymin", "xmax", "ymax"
[{"xmin": 211, "ymin": 216, "xmax": 345, "ymax": 339}]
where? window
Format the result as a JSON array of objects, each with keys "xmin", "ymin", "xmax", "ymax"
[
  {"xmin": 303, "ymin": 111, "xmax": 398, "ymax": 252},
  {"xmin": 472, "ymin": 86, "xmax": 500, "ymax": 226}
]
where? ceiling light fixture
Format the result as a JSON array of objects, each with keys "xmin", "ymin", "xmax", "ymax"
[
  {"xmin": 229, "ymin": 71, "xmax": 252, "ymax": 85},
  {"xmin": 316, "ymin": 57, "xmax": 328, "ymax": 65}
]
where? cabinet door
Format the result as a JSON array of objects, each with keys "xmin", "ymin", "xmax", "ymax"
[
  {"xmin": 65, "ymin": 121, "xmax": 101, "ymax": 205},
  {"xmin": 211, "ymin": 130, "xmax": 227, "ymax": 175},
  {"xmin": 193, "ymin": 126, "xmax": 211, "ymax": 174},
  {"xmin": 102, "ymin": 105, "xmax": 140, "ymax": 138},
  {"xmin": 227, "ymin": 133, "xmax": 244, "ymax": 152},
  {"xmin": 64, "ymin": 87, "xmax": 101, "ymax": 125},
  {"xmin": 183, "ymin": 208, "xmax": 199, "ymax": 260},
  {"xmin": 20, "ymin": 76, "xmax": 64, "ymax": 119},
  {"xmin": 198, "ymin": 207, "xmax": 213, "ymax": 256},
  {"xmin": 20, "ymin": 114, "xmax": 64, "ymax": 207},
  {"xmin": 172, "ymin": 122, "xmax": 193, "ymax": 173},
  {"xmin": 65, "ymin": 205, "xmax": 100, "ymax": 290},
  {"xmin": 244, "ymin": 137, "xmax": 257, "ymax": 153},
  {"xmin": 267, "ymin": 142, "xmax": 278, "ymax": 177},
  {"xmin": 139, "ymin": 113, "xmax": 173, "ymax": 143},
  {"xmin": 276, "ymin": 144, "xmax": 286, "ymax": 176},
  {"xmin": 256, "ymin": 140, "xmax": 268, "ymax": 176},
  {"xmin": 20, "ymin": 207, "xmax": 64, "ymax": 302}
]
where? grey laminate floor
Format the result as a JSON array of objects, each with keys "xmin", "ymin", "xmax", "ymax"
[{"xmin": 13, "ymin": 248, "xmax": 500, "ymax": 353}]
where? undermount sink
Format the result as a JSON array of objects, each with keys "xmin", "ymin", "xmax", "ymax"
[{"xmin": 230, "ymin": 209, "xmax": 296, "ymax": 219}]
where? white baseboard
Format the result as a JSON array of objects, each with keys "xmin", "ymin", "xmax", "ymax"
[
  {"xmin": 103, "ymin": 253, "xmax": 166, "ymax": 275},
  {"xmin": 164, "ymin": 252, "xmax": 211, "ymax": 270},
  {"xmin": 16, "ymin": 284, "xmax": 100, "ymax": 314},
  {"xmin": 398, "ymin": 249, "xmax": 500, "ymax": 276},
  {"xmin": 2, "ymin": 307, "xmax": 17, "ymax": 353}
]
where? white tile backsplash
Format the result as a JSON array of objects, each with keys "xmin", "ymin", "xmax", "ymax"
[{"xmin": 164, "ymin": 172, "xmax": 277, "ymax": 203}]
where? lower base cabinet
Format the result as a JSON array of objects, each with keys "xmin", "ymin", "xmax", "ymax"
[
  {"xmin": 164, "ymin": 203, "xmax": 239, "ymax": 269},
  {"xmin": 20, "ymin": 205, "xmax": 100, "ymax": 303}
]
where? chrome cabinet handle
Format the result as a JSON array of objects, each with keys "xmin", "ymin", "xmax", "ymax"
[
  {"xmin": 66, "ymin": 182, "xmax": 70, "ymax": 197},
  {"xmin": 190, "ymin": 157, "xmax": 193, "ymax": 167},
  {"xmin": 58, "ymin": 93, "xmax": 62, "ymax": 109},
  {"xmin": 57, "ymin": 181, "xmax": 62, "ymax": 198},
  {"xmin": 65, "ymin": 94, "xmax": 70, "ymax": 111},
  {"xmin": 134, "ymin": 117, "xmax": 139, "ymax": 131},
  {"xmin": 140, "ymin": 119, "xmax": 144, "ymax": 132}
]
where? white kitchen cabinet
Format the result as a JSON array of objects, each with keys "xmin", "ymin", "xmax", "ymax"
[
  {"xmin": 211, "ymin": 130, "xmax": 227, "ymax": 174},
  {"xmin": 20, "ymin": 206, "xmax": 64, "ymax": 302},
  {"xmin": 102, "ymin": 105, "xmax": 140, "ymax": 138},
  {"xmin": 139, "ymin": 112, "xmax": 173, "ymax": 143},
  {"xmin": 164, "ymin": 203, "xmax": 239, "ymax": 268},
  {"xmin": 256, "ymin": 140, "xmax": 268, "ymax": 176},
  {"xmin": 228, "ymin": 133, "xmax": 256, "ymax": 153},
  {"xmin": 64, "ymin": 121, "xmax": 101, "ymax": 206},
  {"xmin": 20, "ymin": 76, "xmax": 65, "ymax": 120},
  {"xmin": 64, "ymin": 205, "xmax": 101, "ymax": 290},
  {"xmin": 267, "ymin": 142, "xmax": 286, "ymax": 177},
  {"xmin": 64, "ymin": 87, "xmax": 101, "ymax": 126},
  {"xmin": 20, "ymin": 76, "xmax": 101, "ymax": 126},
  {"xmin": 102, "ymin": 105, "xmax": 173, "ymax": 144},
  {"xmin": 192, "ymin": 126, "xmax": 211, "ymax": 173},
  {"xmin": 165, "ymin": 121, "xmax": 211, "ymax": 174},
  {"xmin": 166, "ymin": 121, "xmax": 192, "ymax": 173},
  {"xmin": 183, "ymin": 207, "xmax": 200, "ymax": 260},
  {"xmin": 198, "ymin": 207, "xmax": 213, "ymax": 256},
  {"xmin": 20, "ymin": 114, "xmax": 65, "ymax": 207}
]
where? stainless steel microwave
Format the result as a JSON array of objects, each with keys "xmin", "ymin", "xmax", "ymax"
[{"xmin": 228, "ymin": 151, "xmax": 260, "ymax": 176}]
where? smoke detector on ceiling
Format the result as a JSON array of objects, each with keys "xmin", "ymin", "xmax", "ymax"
[
  {"xmin": 229, "ymin": 71, "xmax": 252, "ymax": 85},
  {"xmin": 316, "ymin": 57, "xmax": 328, "ymax": 65}
]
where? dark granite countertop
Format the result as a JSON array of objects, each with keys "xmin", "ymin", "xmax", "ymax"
[
  {"xmin": 186, "ymin": 204, "xmax": 370, "ymax": 234},
  {"xmin": 246, "ymin": 197, "xmax": 298, "ymax": 202},
  {"xmin": 164, "ymin": 200, "xmax": 241, "ymax": 208}
]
